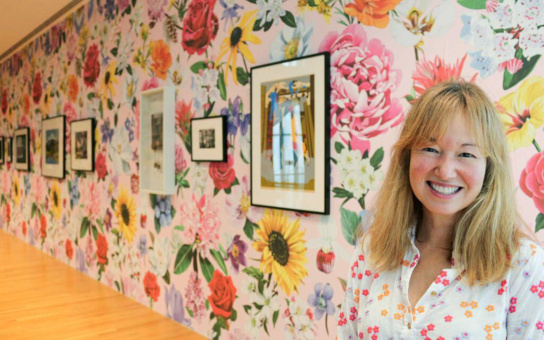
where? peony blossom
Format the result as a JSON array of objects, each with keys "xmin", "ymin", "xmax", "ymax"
[
  {"xmin": 520, "ymin": 151, "xmax": 544, "ymax": 213},
  {"xmin": 318, "ymin": 25, "xmax": 403, "ymax": 153}
]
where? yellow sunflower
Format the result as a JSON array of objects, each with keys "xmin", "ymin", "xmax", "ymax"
[
  {"xmin": 99, "ymin": 61, "xmax": 118, "ymax": 104},
  {"xmin": 12, "ymin": 176, "xmax": 21, "ymax": 206},
  {"xmin": 216, "ymin": 10, "xmax": 261, "ymax": 85},
  {"xmin": 115, "ymin": 186, "xmax": 137, "ymax": 243},
  {"xmin": 496, "ymin": 76, "xmax": 544, "ymax": 151},
  {"xmin": 50, "ymin": 181, "xmax": 62, "ymax": 221},
  {"xmin": 253, "ymin": 209, "xmax": 308, "ymax": 296}
]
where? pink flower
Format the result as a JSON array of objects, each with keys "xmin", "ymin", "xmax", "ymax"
[
  {"xmin": 184, "ymin": 271, "xmax": 206, "ymax": 321},
  {"xmin": 411, "ymin": 55, "xmax": 477, "ymax": 102},
  {"xmin": 520, "ymin": 152, "xmax": 544, "ymax": 213},
  {"xmin": 175, "ymin": 143, "xmax": 186, "ymax": 173},
  {"xmin": 225, "ymin": 176, "xmax": 262, "ymax": 228},
  {"xmin": 318, "ymin": 24, "xmax": 403, "ymax": 153},
  {"xmin": 141, "ymin": 77, "xmax": 159, "ymax": 91},
  {"xmin": 147, "ymin": 0, "xmax": 167, "ymax": 21},
  {"xmin": 180, "ymin": 195, "xmax": 221, "ymax": 255}
]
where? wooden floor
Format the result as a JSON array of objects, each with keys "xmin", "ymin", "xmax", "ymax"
[{"xmin": 0, "ymin": 229, "xmax": 207, "ymax": 340}]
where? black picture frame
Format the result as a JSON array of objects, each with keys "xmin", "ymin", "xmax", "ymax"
[
  {"xmin": 6, "ymin": 137, "xmax": 12, "ymax": 163},
  {"xmin": 41, "ymin": 115, "xmax": 66, "ymax": 179},
  {"xmin": 250, "ymin": 52, "xmax": 331, "ymax": 214},
  {"xmin": 14, "ymin": 127, "xmax": 30, "ymax": 171},
  {"xmin": 0, "ymin": 137, "xmax": 4, "ymax": 165},
  {"xmin": 190, "ymin": 116, "xmax": 228, "ymax": 162},
  {"xmin": 70, "ymin": 118, "xmax": 95, "ymax": 172}
]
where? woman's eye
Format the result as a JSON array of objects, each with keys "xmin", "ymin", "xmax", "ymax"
[
  {"xmin": 459, "ymin": 152, "xmax": 475, "ymax": 158},
  {"xmin": 423, "ymin": 147, "xmax": 438, "ymax": 153}
]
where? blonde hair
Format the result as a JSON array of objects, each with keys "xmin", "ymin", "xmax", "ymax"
[{"xmin": 367, "ymin": 81, "xmax": 522, "ymax": 285}]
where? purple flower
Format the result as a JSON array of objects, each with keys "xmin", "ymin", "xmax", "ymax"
[
  {"xmin": 222, "ymin": 96, "xmax": 249, "ymax": 137},
  {"xmin": 308, "ymin": 282, "xmax": 335, "ymax": 320},
  {"xmin": 226, "ymin": 235, "xmax": 248, "ymax": 273},
  {"xmin": 101, "ymin": 118, "xmax": 114, "ymax": 144},
  {"xmin": 219, "ymin": 0, "xmax": 243, "ymax": 23},
  {"xmin": 138, "ymin": 235, "xmax": 147, "ymax": 256},
  {"xmin": 165, "ymin": 284, "xmax": 191, "ymax": 326},
  {"xmin": 76, "ymin": 248, "xmax": 87, "ymax": 273},
  {"xmin": 104, "ymin": 209, "xmax": 113, "ymax": 231}
]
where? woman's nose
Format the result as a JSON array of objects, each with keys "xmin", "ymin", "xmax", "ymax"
[{"xmin": 434, "ymin": 155, "xmax": 457, "ymax": 179}]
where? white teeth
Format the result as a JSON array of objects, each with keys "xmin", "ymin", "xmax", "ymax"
[{"xmin": 429, "ymin": 183, "xmax": 460, "ymax": 195}]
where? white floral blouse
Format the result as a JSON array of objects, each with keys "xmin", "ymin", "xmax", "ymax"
[{"xmin": 337, "ymin": 230, "xmax": 544, "ymax": 340}]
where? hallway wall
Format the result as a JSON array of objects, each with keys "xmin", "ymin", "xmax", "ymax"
[{"xmin": 1, "ymin": 0, "xmax": 543, "ymax": 338}]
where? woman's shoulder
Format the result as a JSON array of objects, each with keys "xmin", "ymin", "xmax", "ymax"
[{"xmin": 509, "ymin": 237, "xmax": 544, "ymax": 277}]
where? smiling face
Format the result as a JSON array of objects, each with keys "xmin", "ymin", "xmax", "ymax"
[{"xmin": 409, "ymin": 112, "xmax": 487, "ymax": 225}]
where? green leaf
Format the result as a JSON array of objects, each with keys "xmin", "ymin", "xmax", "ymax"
[
  {"xmin": 173, "ymin": 244, "xmax": 194, "ymax": 274},
  {"xmin": 174, "ymin": 225, "xmax": 184, "ymax": 232},
  {"xmin": 110, "ymin": 47, "xmax": 118, "ymax": 57},
  {"xmin": 244, "ymin": 219, "xmax": 257, "ymax": 240},
  {"xmin": 111, "ymin": 198, "xmax": 116, "ymax": 210},
  {"xmin": 92, "ymin": 225, "xmax": 98, "ymax": 240},
  {"xmin": 253, "ymin": 18, "xmax": 263, "ymax": 31},
  {"xmin": 338, "ymin": 277, "xmax": 347, "ymax": 292},
  {"xmin": 536, "ymin": 213, "xmax": 544, "ymax": 233},
  {"xmin": 246, "ymin": 0, "xmax": 256, "ymax": 3},
  {"xmin": 370, "ymin": 147, "xmax": 384, "ymax": 170},
  {"xmin": 218, "ymin": 70, "xmax": 227, "ymax": 101},
  {"xmin": 273, "ymin": 309, "xmax": 279, "ymax": 326},
  {"xmin": 236, "ymin": 67, "xmax": 249, "ymax": 86},
  {"xmin": 190, "ymin": 61, "xmax": 208, "ymax": 74},
  {"xmin": 224, "ymin": 188, "xmax": 231, "ymax": 195},
  {"xmin": 457, "ymin": 0, "xmax": 487, "ymax": 9},
  {"xmin": 127, "ymin": 64, "xmax": 133, "ymax": 76},
  {"xmin": 332, "ymin": 187, "xmax": 352, "ymax": 199},
  {"xmin": 31, "ymin": 203, "xmax": 37, "ymax": 218},
  {"xmin": 186, "ymin": 307, "xmax": 194, "ymax": 317},
  {"xmin": 503, "ymin": 55, "xmax": 541, "ymax": 90},
  {"xmin": 214, "ymin": 188, "xmax": 220, "ymax": 196},
  {"xmin": 163, "ymin": 270, "xmax": 171, "ymax": 285},
  {"xmin": 340, "ymin": 207, "xmax": 361, "ymax": 246},
  {"xmin": 280, "ymin": 11, "xmax": 296, "ymax": 28},
  {"xmin": 243, "ymin": 305, "xmax": 251, "ymax": 314},
  {"xmin": 155, "ymin": 217, "xmax": 161, "ymax": 234},
  {"xmin": 230, "ymin": 308, "xmax": 237, "ymax": 321},
  {"xmin": 107, "ymin": 98, "xmax": 114, "ymax": 110},
  {"xmin": 334, "ymin": 142, "xmax": 344, "ymax": 154},
  {"xmin": 80, "ymin": 217, "xmax": 90, "ymax": 238},
  {"xmin": 210, "ymin": 249, "xmax": 228, "ymax": 275},
  {"xmin": 242, "ymin": 266, "xmax": 264, "ymax": 281},
  {"xmin": 149, "ymin": 194, "xmax": 157, "ymax": 207},
  {"xmin": 263, "ymin": 19, "xmax": 273, "ymax": 32},
  {"xmin": 200, "ymin": 255, "xmax": 215, "ymax": 283}
]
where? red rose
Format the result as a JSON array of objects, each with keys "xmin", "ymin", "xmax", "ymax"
[
  {"xmin": 40, "ymin": 214, "xmax": 47, "ymax": 239},
  {"xmin": 96, "ymin": 152, "xmax": 107, "ymax": 180},
  {"xmin": 1, "ymin": 89, "xmax": 7, "ymax": 114},
  {"xmin": 83, "ymin": 44, "xmax": 100, "ymax": 87},
  {"xmin": 21, "ymin": 221, "xmax": 27, "ymax": 236},
  {"xmin": 65, "ymin": 239, "xmax": 74, "ymax": 260},
  {"xmin": 96, "ymin": 233, "xmax": 108, "ymax": 265},
  {"xmin": 131, "ymin": 174, "xmax": 139, "ymax": 194},
  {"xmin": 209, "ymin": 154, "xmax": 236, "ymax": 190},
  {"xmin": 143, "ymin": 271, "xmax": 160, "ymax": 302},
  {"xmin": 5, "ymin": 204, "xmax": 10, "ymax": 223},
  {"xmin": 520, "ymin": 151, "xmax": 544, "ymax": 213},
  {"xmin": 208, "ymin": 269, "xmax": 236, "ymax": 318},
  {"xmin": 182, "ymin": 0, "xmax": 219, "ymax": 55},
  {"xmin": 32, "ymin": 72, "xmax": 42, "ymax": 104}
]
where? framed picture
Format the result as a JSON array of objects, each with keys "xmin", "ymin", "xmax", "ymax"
[
  {"xmin": 71, "ymin": 118, "xmax": 95, "ymax": 171},
  {"xmin": 13, "ymin": 127, "xmax": 30, "ymax": 171},
  {"xmin": 41, "ymin": 115, "xmax": 66, "ymax": 179},
  {"xmin": 0, "ymin": 137, "xmax": 4, "ymax": 165},
  {"xmin": 6, "ymin": 137, "xmax": 12, "ymax": 163},
  {"xmin": 250, "ymin": 52, "xmax": 330, "ymax": 214},
  {"xmin": 140, "ymin": 86, "xmax": 175, "ymax": 194},
  {"xmin": 190, "ymin": 116, "xmax": 227, "ymax": 162}
]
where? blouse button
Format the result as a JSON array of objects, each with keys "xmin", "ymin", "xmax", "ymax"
[
  {"xmin": 431, "ymin": 291, "xmax": 437, "ymax": 297},
  {"xmin": 407, "ymin": 322, "xmax": 412, "ymax": 329}
]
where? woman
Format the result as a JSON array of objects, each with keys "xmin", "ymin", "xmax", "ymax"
[{"xmin": 338, "ymin": 82, "xmax": 544, "ymax": 339}]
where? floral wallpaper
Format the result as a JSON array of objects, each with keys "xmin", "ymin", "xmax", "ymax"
[{"xmin": 0, "ymin": 0, "xmax": 543, "ymax": 339}]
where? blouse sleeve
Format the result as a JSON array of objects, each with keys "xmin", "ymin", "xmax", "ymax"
[
  {"xmin": 337, "ymin": 239, "xmax": 366, "ymax": 340},
  {"xmin": 506, "ymin": 241, "xmax": 544, "ymax": 339}
]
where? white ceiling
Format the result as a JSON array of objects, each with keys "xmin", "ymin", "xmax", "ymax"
[{"xmin": 0, "ymin": 0, "xmax": 86, "ymax": 62}]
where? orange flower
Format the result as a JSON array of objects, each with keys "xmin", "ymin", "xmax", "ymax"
[
  {"xmin": 68, "ymin": 75, "xmax": 79, "ymax": 103},
  {"xmin": 344, "ymin": 0, "xmax": 402, "ymax": 28},
  {"xmin": 151, "ymin": 40, "xmax": 172, "ymax": 80}
]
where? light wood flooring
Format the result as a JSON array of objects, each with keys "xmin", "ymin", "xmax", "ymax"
[{"xmin": 0, "ymin": 229, "xmax": 207, "ymax": 340}]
